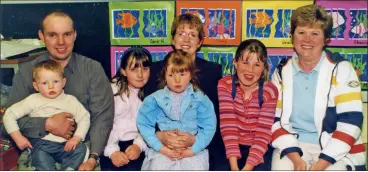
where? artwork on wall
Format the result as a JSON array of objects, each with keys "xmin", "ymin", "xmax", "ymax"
[
  {"xmin": 316, "ymin": 0, "xmax": 367, "ymax": 46},
  {"xmin": 267, "ymin": 48, "xmax": 294, "ymax": 79},
  {"xmin": 197, "ymin": 47, "xmax": 237, "ymax": 76},
  {"xmin": 110, "ymin": 46, "xmax": 173, "ymax": 77},
  {"xmin": 242, "ymin": 0, "xmax": 313, "ymax": 47},
  {"xmin": 327, "ymin": 47, "xmax": 367, "ymax": 90},
  {"xmin": 176, "ymin": 1, "xmax": 241, "ymax": 45},
  {"xmin": 109, "ymin": 1, "xmax": 175, "ymax": 45}
]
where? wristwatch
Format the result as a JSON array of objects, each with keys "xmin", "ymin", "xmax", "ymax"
[{"xmin": 88, "ymin": 153, "xmax": 100, "ymax": 167}]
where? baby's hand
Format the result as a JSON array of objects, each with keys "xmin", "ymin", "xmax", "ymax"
[
  {"xmin": 178, "ymin": 148, "xmax": 195, "ymax": 159},
  {"xmin": 64, "ymin": 136, "xmax": 81, "ymax": 152},
  {"xmin": 159, "ymin": 146, "xmax": 180, "ymax": 161},
  {"xmin": 10, "ymin": 131, "xmax": 32, "ymax": 150},
  {"xmin": 125, "ymin": 144, "xmax": 141, "ymax": 160}
]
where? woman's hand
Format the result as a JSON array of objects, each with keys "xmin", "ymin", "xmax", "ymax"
[
  {"xmin": 309, "ymin": 159, "xmax": 331, "ymax": 171},
  {"xmin": 287, "ymin": 152, "xmax": 306, "ymax": 171},
  {"xmin": 157, "ymin": 129, "xmax": 195, "ymax": 151}
]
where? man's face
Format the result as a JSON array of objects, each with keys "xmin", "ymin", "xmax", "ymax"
[
  {"xmin": 38, "ymin": 15, "xmax": 76, "ymax": 62},
  {"xmin": 172, "ymin": 24, "xmax": 202, "ymax": 60}
]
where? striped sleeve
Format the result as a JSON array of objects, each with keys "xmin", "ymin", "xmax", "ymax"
[
  {"xmin": 320, "ymin": 61, "xmax": 364, "ymax": 164},
  {"xmin": 247, "ymin": 82, "xmax": 278, "ymax": 166},
  {"xmin": 270, "ymin": 69, "xmax": 302, "ymax": 158},
  {"xmin": 218, "ymin": 76, "xmax": 241, "ymax": 159}
]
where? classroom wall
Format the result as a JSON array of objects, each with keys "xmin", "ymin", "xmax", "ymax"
[{"xmin": 0, "ymin": 2, "xmax": 111, "ymax": 77}]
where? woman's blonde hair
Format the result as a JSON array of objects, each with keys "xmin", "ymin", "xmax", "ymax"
[{"xmin": 290, "ymin": 4, "xmax": 333, "ymax": 41}]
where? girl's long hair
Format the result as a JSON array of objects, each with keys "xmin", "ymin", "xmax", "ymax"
[{"xmin": 111, "ymin": 46, "xmax": 152, "ymax": 100}]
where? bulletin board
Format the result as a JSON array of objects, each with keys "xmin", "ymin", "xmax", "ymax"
[
  {"xmin": 242, "ymin": 0, "xmax": 313, "ymax": 47},
  {"xmin": 327, "ymin": 47, "xmax": 367, "ymax": 90},
  {"xmin": 109, "ymin": 1, "xmax": 175, "ymax": 45},
  {"xmin": 176, "ymin": 1, "xmax": 242, "ymax": 45},
  {"xmin": 110, "ymin": 46, "xmax": 173, "ymax": 76},
  {"xmin": 316, "ymin": 0, "xmax": 368, "ymax": 46}
]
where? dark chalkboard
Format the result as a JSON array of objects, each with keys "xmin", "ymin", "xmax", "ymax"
[{"xmin": 0, "ymin": 2, "xmax": 111, "ymax": 77}]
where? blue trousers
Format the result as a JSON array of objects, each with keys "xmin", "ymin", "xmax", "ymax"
[{"xmin": 29, "ymin": 138, "xmax": 86, "ymax": 170}]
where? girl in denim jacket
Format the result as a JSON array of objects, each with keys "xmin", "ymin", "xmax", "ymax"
[{"xmin": 137, "ymin": 50, "xmax": 216, "ymax": 170}]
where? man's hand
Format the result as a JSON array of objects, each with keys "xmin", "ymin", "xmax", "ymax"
[
  {"xmin": 10, "ymin": 131, "xmax": 33, "ymax": 150},
  {"xmin": 110, "ymin": 151, "xmax": 130, "ymax": 167},
  {"xmin": 125, "ymin": 144, "xmax": 141, "ymax": 161},
  {"xmin": 45, "ymin": 112, "xmax": 74, "ymax": 140},
  {"xmin": 78, "ymin": 158, "xmax": 96, "ymax": 171},
  {"xmin": 64, "ymin": 136, "xmax": 81, "ymax": 152},
  {"xmin": 159, "ymin": 146, "xmax": 181, "ymax": 161}
]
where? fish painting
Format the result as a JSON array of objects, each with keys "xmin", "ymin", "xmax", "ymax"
[
  {"xmin": 249, "ymin": 12, "xmax": 272, "ymax": 28},
  {"xmin": 329, "ymin": 11, "xmax": 345, "ymax": 29},
  {"xmin": 351, "ymin": 23, "xmax": 367, "ymax": 37},
  {"xmin": 187, "ymin": 11, "xmax": 206, "ymax": 23},
  {"xmin": 116, "ymin": 12, "xmax": 137, "ymax": 28}
]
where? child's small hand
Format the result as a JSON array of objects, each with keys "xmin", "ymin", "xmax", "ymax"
[
  {"xmin": 15, "ymin": 135, "xmax": 32, "ymax": 150},
  {"xmin": 159, "ymin": 146, "xmax": 180, "ymax": 161},
  {"xmin": 125, "ymin": 144, "xmax": 141, "ymax": 160},
  {"xmin": 110, "ymin": 151, "xmax": 130, "ymax": 167},
  {"xmin": 64, "ymin": 136, "xmax": 81, "ymax": 152},
  {"xmin": 10, "ymin": 131, "xmax": 32, "ymax": 150},
  {"xmin": 178, "ymin": 148, "xmax": 195, "ymax": 159}
]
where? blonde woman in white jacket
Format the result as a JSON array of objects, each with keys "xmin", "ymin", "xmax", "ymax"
[{"xmin": 270, "ymin": 4, "xmax": 366, "ymax": 171}]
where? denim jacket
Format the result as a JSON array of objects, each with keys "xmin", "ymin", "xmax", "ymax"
[{"xmin": 137, "ymin": 84, "xmax": 216, "ymax": 154}]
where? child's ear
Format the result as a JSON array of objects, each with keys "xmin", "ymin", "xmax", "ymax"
[
  {"xmin": 32, "ymin": 82, "xmax": 39, "ymax": 92},
  {"xmin": 233, "ymin": 59, "xmax": 238, "ymax": 70},
  {"xmin": 62, "ymin": 78, "xmax": 67, "ymax": 88}
]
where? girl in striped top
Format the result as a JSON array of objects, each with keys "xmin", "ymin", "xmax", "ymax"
[{"xmin": 218, "ymin": 39, "xmax": 278, "ymax": 171}]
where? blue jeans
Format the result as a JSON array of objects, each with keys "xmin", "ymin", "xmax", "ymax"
[{"xmin": 29, "ymin": 139, "xmax": 86, "ymax": 170}]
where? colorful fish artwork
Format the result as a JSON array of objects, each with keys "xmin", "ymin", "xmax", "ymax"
[
  {"xmin": 112, "ymin": 10, "xmax": 140, "ymax": 39},
  {"xmin": 325, "ymin": 9, "xmax": 347, "ymax": 39},
  {"xmin": 143, "ymin": 9, "xmax": 167, "ymax": 38},
  {"xmin": 110, "ymin": 1, "xmax": 174, "ymax": 45},
  {"xmin": 248, "ymin": 12, "xmax": 273, "ymax": 28},
  {"xmin": 116, "ymin": 12, "xmax": 137, "ymax": 28},
  {"xmin": 316, "ymin": 0, "xmax": 367, "ymax": 46},
  {"xmin": 246, "ymin": 9, "xmax": 273, "ymax": 38},
  {"xmin": 275, "ymin": 9, "xmax": 293, "ymax": 38},
  {"xmin": 177, "ymin": 1, "xmax": 241, "ymax": 45}
]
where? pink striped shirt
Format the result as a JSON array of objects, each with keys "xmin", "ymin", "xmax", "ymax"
[{"xmin": 218, "ymin": 75, "xmax": 278, "ymax": 166}]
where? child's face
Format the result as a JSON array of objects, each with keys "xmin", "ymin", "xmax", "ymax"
[
  {"xmin": 32, "ymin": 69, "xmax": 66, "ymax": 99},
  {"xmin": 233, "ymin": 51, "xmax": 264, "ymax": 89},
  {"xmin": 166, "ymin": 64, "xmax": 191, "ymax": 94},
  {"xmin": 122, "ymin": 60, "xmax": 150, "ymax": 89}
]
